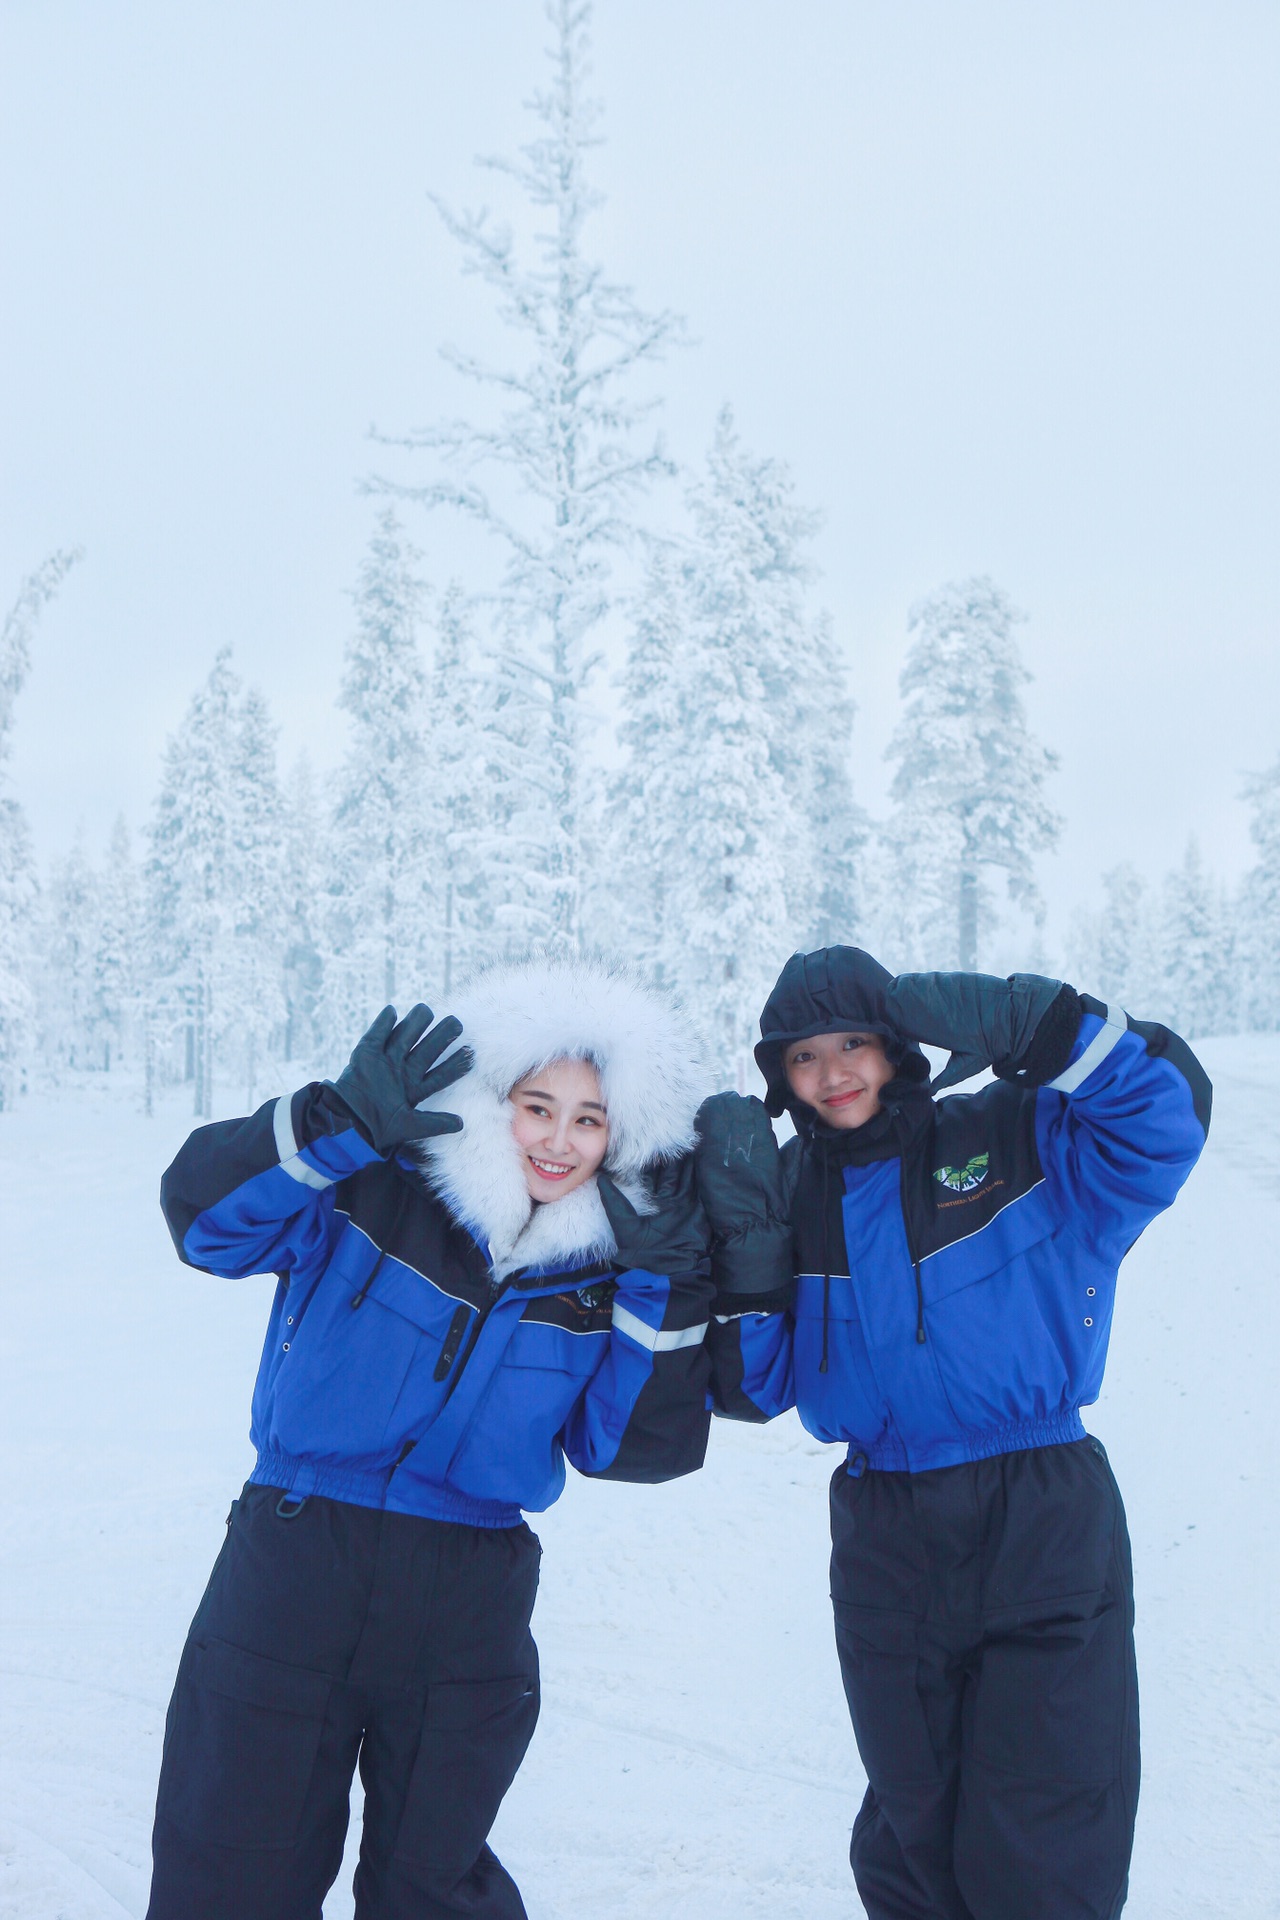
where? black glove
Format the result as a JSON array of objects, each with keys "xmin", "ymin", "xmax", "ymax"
[
  {"xmin": 882, "ymin": 972, "xmax": 1082, "ymax": 1090},
  {"xmin": 597, "ymin": 1156, "xmax": 709, "ymax": 1276},
  {"xmin": 694, "ymin": 1092, "xmax": 794, "ymax": 1303},
  {"xmin": 328, "ymin": 1005, "xmax": 473, "ymax": 1155}
]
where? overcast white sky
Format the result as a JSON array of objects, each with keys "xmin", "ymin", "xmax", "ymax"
[{"xmin": 2, "ymin": 0, "xmax": 1277, "ymax": 948}]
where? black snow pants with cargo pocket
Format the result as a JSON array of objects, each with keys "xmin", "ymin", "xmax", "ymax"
[
  {"xmin": 147, "ymin": 1484, "xmax": 541, "ymax": 1920},
  {"xmin": 831, "ymin": 1437, "xmax": 1139, "ymax": 1920}
]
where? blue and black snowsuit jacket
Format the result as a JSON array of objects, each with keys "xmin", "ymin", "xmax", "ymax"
[
  {"xmin": 708, "ymin": 1000, "xmax": 1211, "ymax": 1472},
  {"xmin": 161, "ymin": 1084, "xmax": 714, "ymax": 1528}
]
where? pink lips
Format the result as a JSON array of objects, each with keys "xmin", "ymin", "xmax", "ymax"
[
  {"xmin": 824, "ymin": 1088, "xmax": 863, "ymax": 1108},
  {"xmin": 529, "ymin": 1157, "xmax": 573, "ymax": 1181}
]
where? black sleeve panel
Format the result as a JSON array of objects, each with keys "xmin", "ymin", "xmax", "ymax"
[
  {"xmin": 705, "ymin": 1316, "xmax": 778, "ymax": 1424},
  {"xmin": 159, "ymin": 1099, "xmax": 282, "ymax": 1263},
  {"xmin": 1126, "ymin": 1014, "xmax": 1213, "ymax": 1138},
  {"xmin": 585, "ymin": 1343, "xmax": 713, "ymax": 1484}
]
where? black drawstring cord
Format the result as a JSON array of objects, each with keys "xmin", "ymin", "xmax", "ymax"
[
  {"xmin": 351, "ymin": 1248, "xmax": 386, "ymax": 1310},
  {"xmin": 819, "ymin": 1144, "xmax": 832, "ymax": 1374},
  {"xmin": 351, "ymin": 1181, "xmax": 412, "ymax": 1309}
]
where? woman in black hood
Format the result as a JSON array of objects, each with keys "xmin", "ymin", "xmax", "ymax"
[{"xmin": 695, "ymin": 945, "xmax": 1210, "ymax": 1920}]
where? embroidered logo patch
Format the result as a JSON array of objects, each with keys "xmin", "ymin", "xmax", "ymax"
[{"xmin": 934, "ymin": 1153, "xmax": 990, "ymax": 1194}]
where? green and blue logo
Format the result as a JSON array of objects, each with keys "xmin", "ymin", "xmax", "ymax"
[{"xmin": 934, "ymin": 1152, "xmax": 990, "ymax": 1194}]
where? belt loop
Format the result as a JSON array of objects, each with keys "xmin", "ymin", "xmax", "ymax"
[
  {"xmin": 275, "ymin": 1493, "xmax": 309, "ymax": 1520},
  {"xmin": 849, "ymin": 1452, "xmax": 868, "ymax": 1479}
]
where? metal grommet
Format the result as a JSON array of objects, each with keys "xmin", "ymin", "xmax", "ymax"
[
  {"xmin": 1083, "ymin": 1317, "xmax": 1093, "ymax": 1328},
  {"xmin": 287, "ymin": 1315, "xmax": 294, "ymax": 1325},
  {"xmin": 282, "ymin": 1341, "xmax": 290, "ymax": 1352},
  {"xmin": 1086, "ymin": 1288, "xmax": 1096, "ymax": 1298}
]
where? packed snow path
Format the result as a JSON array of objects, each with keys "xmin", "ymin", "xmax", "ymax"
[{"xmin": 1, "ymin": 1037, "xmax": 1276, "ymax": 1918}]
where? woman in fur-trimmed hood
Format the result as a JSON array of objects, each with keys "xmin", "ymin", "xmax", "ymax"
[
  {"xmin": 148, "ymin": 953, "xmax": 713, "ymax": 1920},
  {"xmin": 418, "ymin": 952, "xmax": 706, "ymax": 1278}
]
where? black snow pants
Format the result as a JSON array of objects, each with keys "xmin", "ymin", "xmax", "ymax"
[
  {"xmin": 830, "ymin": 1436, "xmax": 1139, "ymax": 1920},
  {"xmin": 147, "ymin": 1484, "xmax": 541, "ymax": 1920}
]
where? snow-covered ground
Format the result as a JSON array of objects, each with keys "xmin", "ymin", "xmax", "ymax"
[{"xmin": 1, "ymin": 1037, "xmax": 1277, "ymax": 1918}]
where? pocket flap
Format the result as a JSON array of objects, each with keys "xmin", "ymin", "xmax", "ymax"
[
  {"xmin": 190, "ymin": 1636, "xmax": 332, "ymax": 1718},
  {"xmin": 426, "ymin": 1674, "xmax": 537, "ymax": 1731},
  {"xmin": 352, "ymin": 1256, "xmax": 462, "ymax": 1338},
  {"xmin": 921, "ymin": 1187, "xmax": 1059, "ymax": 1303}
]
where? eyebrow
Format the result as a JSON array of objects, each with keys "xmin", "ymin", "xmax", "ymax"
[{"xmin": 519, "ymin": 1089, "xmax": 607, "ymax": 1112}]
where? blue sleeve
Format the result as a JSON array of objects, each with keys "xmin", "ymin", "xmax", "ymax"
[
  {"xmin": 562, "ymin": 1264, "xmax": 713, "ymax": 1483},
  {"xmin": 1035, "ymin": 999, "xmax": 1211, "ymax": 1265},
  {"xmin": 706, "ymin": 1308, "xmax": 796, "ymax": 1422},
  {"xmin": 159, "ymin": 1084, "xmax": 383, "ymax": 1279}
]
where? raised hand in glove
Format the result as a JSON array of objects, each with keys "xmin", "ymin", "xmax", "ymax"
[
  {"xmin": 882, "ymin": 972, "xmax": 1082, "ymax": 1090},
  {"xmin": 693, "ymin": 1092, "xmax": 794, "ymax": 1304},
  {"xmin": 596, "ymin": 1156, "xmax": 709, "ymax": 1277},
  {"xmin": 328, "ymin": 1004, "xmax": 473, "ymax": 1155}
]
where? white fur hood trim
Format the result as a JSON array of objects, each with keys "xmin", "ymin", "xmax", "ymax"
[{"xmin": 415, "ymin": 954, "xmax": 706, "ymax": 1278}]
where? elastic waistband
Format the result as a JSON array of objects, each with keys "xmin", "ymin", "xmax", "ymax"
[
  {"xmin": 849, "ymin": 1409, "xmax": 1087, "ymax": 1475},
  {"xmin": 250, "ymin": 1451, "xmax": 523, "ymax": 1530}
]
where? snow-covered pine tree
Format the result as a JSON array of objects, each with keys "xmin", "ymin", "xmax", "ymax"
[
  {"xmin": 372, "ymin": 0, "xmax": 683, "ymax": 950},
  {"xmin": 39, "ymin": 835, "xmax": 99, "ymax": 1075},
  {"xmin": 146, "ymin": 650, "xmax": 239, "ymax": 1114},
  {"xmin": 280, "ymin": 754, "xmax": 326, "ymax": 1065},
  {"xmin": 1064, "ymin": 864, "xmax": 1161, "ymax": 1010},
  {"xmin": 422, "ymin": 583, "xmax": 503, "ymax": 991},
  {"xmin": 1239, "ymin": 752, "xmax": 1280, "ymax": 1030},
  {"xmin": 324, "ymin": 512, "xmax": 432, "ymax": 1048},
  {"xmin": 1161, "ymin": 837, "xmax": 1235, "ymax": 1038},
  {"xmin": 0, "ymin": 549, "xmax": 81, "ymax": 1107},
  {"xmin": 90, "ymin": 814, "xmax": 141, "ymax": 1073},
  {"xmin": 882, "ymin": 577, "xmax": 1060, "ymax": 970},
  {"xmin": 221, "ymin": 684, "xmax": 287, "ymax": 1107},
  {"xmin": 608, "ymin": 412, "xmax": 853, "ymax": 1081}
]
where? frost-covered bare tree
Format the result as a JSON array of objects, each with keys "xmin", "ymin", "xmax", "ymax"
[
  {"xmin": 372, "ymin": 0, "xmax": 683, "ymax": 949},
  {"xmin": 881, "ymin": 577, "xmax": 1060, "ymax": 970},
  {"xmin": 0, "ymin": 549, "xmax": 80, "ymax": 1106}
]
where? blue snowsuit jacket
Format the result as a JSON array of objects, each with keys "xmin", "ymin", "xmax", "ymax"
[
  {"xmin": 708, "ymin": 1001, "xmax": 1211, "ymax": 1471},
  {"xmin": 161, "ymin": 1084, "xmax": 714, "ymax": 1528}
]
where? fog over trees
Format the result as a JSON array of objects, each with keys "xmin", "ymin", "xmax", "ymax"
[{"xmin": 4, "ymin": 0, "xmax": 1272, "ymax": 1107}]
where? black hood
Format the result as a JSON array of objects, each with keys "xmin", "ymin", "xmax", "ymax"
[{"xmin": 754, "ymin": 946, "xmax": 932, "ymax": 1119}]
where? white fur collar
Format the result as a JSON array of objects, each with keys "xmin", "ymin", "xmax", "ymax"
[{"xmin": 415, "ymin": 954, "xmax": 705, "ymax": 1279}]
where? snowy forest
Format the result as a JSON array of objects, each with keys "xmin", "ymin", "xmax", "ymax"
[{"xmin": 2, "ymin": 0, "xmax": 1277, "ymax": 1117}]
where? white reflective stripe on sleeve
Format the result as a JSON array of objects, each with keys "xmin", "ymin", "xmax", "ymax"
[
  {"xmin": 611, "ymin": 1302, "xmax": 708, "ymax": 1352},
  {"xmin": 272, "ymin": 1093, "xmax": 335, "ymax": 1191},
  {"xmin": 1046, "ymin": 1004, "xmax": 1129, "ymax": 1095}
]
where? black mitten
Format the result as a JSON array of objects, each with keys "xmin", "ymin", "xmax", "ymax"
[
  {"xmin": 694, "ymin": 1092, "xmax": 794, "ymax": 1304},
  {"xmin": 882, "ymin": 972, "xmax": 1081, "ymax": 1089},
  {"xmin": 597, "ymin": 1157, "xmax": 709, "ymax": 1276},
  {"xmin": 328, "ymin": 1005, "xmax": 473, "ymax": 1155}
]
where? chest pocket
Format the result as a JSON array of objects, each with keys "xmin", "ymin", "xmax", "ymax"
[
  {"xmin": 265, "ymin": 1235, "xmax": 464, "ymax": 1464},
  {"xmin": 447, "ymin": 1305, "xmax": 609, "ymax": 1510},
  {"xmin": 919, "ymin": 1181, "xmax": 1058, "ymax": 1305}
]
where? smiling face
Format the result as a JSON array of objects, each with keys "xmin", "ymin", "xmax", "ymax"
[
  {"xmin": 509, "ymin": 1056, "xmax": 610, "ymax": 1201},
  {"xmin": 783, "ymin": 1030, "xmax": 896, "ymax": 1130}
]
